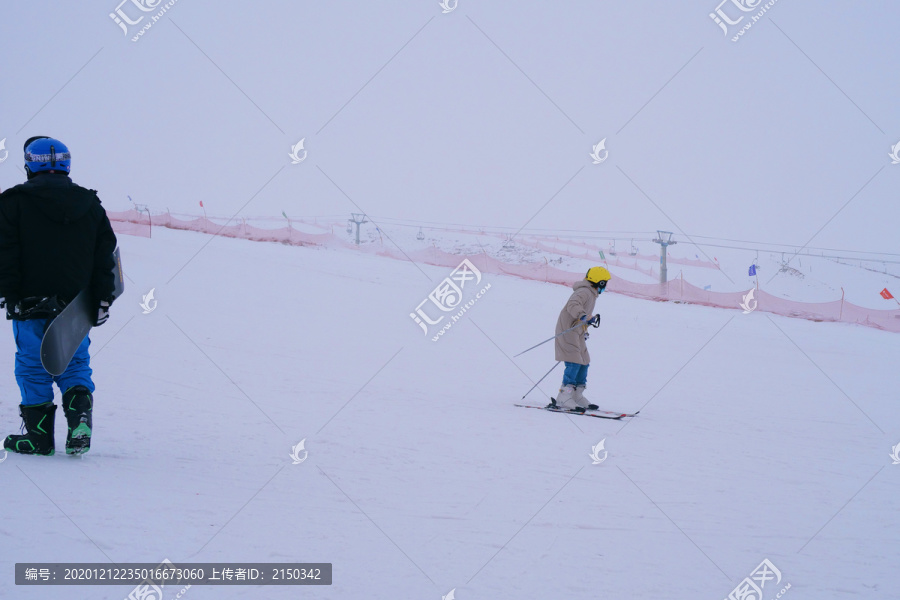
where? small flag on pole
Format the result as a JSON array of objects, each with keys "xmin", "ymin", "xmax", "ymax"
[
  {"xmin": 199, "ymin": 200, "xmax": 204, "ymax": 208},
  {"xmin": 599, "ymin": 250, "xmax": 605, "ymax": 260},
  {"xmin": 881, "ymin": 288, "xmax": 894, "ymax": 300},
  {"xmin": 748, "ymin": 264, "xmax": 757, "ymax": 276},
  {"xmin": 282, "ymin": 211, "xmax": 289, "ymax": 220},
  {"xmin": 703, "ymin": 284, "xmax": 711, "ymax": 290}
]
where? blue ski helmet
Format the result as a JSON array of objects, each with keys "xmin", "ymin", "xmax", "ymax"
[{"xmin": 24, "ymin": 137, "xmax": 71, "ymax": 174}]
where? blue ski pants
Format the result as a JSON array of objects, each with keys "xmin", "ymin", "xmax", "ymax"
[
  {"xmin": 562, "ymin": 362, "xmax": 589, "ymax": 387},
  {"xmin": 13, "ymin": 319, "xmax": 94, "ymax": 406}
]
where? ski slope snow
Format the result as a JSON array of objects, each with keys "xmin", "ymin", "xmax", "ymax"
[{"xmin": 1, "ymin": 228, "xmax": 898, "ymax": 600}]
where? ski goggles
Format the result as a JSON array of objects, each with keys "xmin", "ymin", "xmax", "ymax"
[{"xmin": 25, "ymin": 151, "xmax": 71, "ymax": 162}]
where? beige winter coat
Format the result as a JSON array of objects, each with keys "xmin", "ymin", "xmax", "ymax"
[{"xmin": 554, "ymin": 280, "xmax": 598, "ymax": 365}]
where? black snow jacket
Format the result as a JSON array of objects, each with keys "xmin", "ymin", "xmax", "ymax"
[{"xmin": 0, "ymin": 173, "xmax": 118, "ymax": 318}]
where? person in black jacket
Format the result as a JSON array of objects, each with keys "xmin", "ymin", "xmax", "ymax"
[{"xmin": 0, "ymin": 136, "xmax": 117, "ymax": 456}]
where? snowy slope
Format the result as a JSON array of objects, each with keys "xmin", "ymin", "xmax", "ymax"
[{"xmin": 1, "ymin": 229, "xmax": 898, "ymax": 600}]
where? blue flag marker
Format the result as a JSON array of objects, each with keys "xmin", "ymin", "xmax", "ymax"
[
  {"xmin": 749, "ymin": 264, "xmax": 757, "ymax": 276},
  {"xmin": 703, "ymin": 284, "xmax": 712, "ymax": 290}
]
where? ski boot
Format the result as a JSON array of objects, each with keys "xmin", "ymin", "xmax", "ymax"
[
  {"xmin": 551, "ymin": 384, "xmax": 578, "ymax": 410},
  {"xmin": 4, "ymin": 402, "xmax": 56, "ymax": 456},
  {"xmin": 62, "ymin": 386, "xmax": 92, "ymax": 455},
  {"xmin": 573, "ymin": 385, "xmax": 599, "ymax": 411}
]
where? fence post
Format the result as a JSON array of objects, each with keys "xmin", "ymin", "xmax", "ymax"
[{"xmin": 839, "ymin": 287, "xmax": 844, "ymax": 321}]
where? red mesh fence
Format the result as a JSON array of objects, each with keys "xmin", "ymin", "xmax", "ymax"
[{"xmin": 107, "ymin": 210, "xmax": 900, "ymax": 333}]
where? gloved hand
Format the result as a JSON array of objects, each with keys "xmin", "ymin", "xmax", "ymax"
[
  {"xmin": 588, "ymin": 314, "xmax": 601, "ymax": 327},
  {"xmin": 1, "ymin": 297, "xmax": 19, "ymax": 320},
  {"xmin": 95, "ymin": 300, "xmax": 110, "ymax": 326}
]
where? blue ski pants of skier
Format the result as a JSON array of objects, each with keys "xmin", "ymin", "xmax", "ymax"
[
  {"xmin": 13, "ymin": 319, "xmax": 94, "ymax": 406},
  {"xmin": 562, "ymin": 362, "xmax": 589, "ymax": 387}
]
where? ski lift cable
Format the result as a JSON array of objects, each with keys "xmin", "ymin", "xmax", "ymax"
[{"xmin": 255, "ymin": 212, "xmax": 892, "ymax": 263}]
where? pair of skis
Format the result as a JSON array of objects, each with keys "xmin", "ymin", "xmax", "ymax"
[{"xmin": 514, "ymin": 403, "xmax": 639, "ymax": 420}]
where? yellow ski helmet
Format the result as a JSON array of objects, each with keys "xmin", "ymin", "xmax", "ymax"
[{"xmin": 585, "ymin": 266, "xmax": 611, "ymax": 284}]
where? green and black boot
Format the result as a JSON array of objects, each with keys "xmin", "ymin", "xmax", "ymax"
[
  {"xmin": 62, "ymin": 386, "xmax": 93, "ymax": 455},
  {"xmin": 4, "ymin": 402, "xmax": 56, "ymax": 456}
]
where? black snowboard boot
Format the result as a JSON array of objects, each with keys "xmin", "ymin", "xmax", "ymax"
[
  {"xmin": 4, "ymin": 402, "xmax": 56, "ymax": 456},
  {"xmin": 62, "ymin": 386, "xmax": 93, "ymax": 455}
]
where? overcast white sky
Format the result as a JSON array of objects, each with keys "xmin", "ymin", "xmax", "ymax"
[{"xmin": 1, "ymin": 1, "xmax": 897, "ymax": 253}]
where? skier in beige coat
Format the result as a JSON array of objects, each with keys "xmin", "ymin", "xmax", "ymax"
[{"xmin": 552, "ymin": 266, "xmax": 611, "ymax": 412}]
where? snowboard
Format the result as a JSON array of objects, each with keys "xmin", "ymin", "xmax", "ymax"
[{"xmin": 40, "ymin": 248, "xmax": 125, "ymax": 376}]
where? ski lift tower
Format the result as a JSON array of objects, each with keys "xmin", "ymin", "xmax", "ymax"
[
  {"xmin": 652, "ymin": 230, "xmax": 677, "ymax": 284},
  {"xmin": 349, "ymin": 213, "xmax": 367, "ymax": 245}
]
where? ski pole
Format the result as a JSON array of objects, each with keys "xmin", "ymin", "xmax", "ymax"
[
  {"xmin": 521, "ymin": 361, "xmax": 561, "ymax": 400},
  {"xmin": 513, "ymin": 316, "xmax": 599, "ymax": 358}
]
